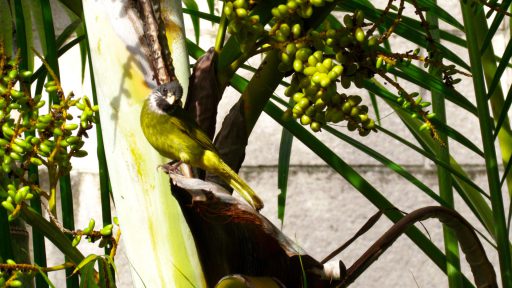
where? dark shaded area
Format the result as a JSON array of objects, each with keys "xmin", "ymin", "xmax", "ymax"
[
  {"xmin": 184, "ymin": 48, "xmax": 222, "ymax": 140},
  {"xmin": 184, "ymin": 47, "xmax": 250, "ymax": 192},
  {"xmin": 170, "ymin": 179, "xmax": 328, "ymax": 288}
]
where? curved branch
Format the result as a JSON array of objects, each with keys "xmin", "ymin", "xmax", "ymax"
[{"xmin": 338, "ymin": 206, "xmax": 497, "ymax": 288}]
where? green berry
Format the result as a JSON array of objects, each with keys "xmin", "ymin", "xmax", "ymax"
[
  {"xmin": 315, "ymin": 98, "xmax": 326, "ymax": 110},
  {"xmin": 310, "ymin": 121, "xmax": 321, "ymax": 132},
  {"xmin": 83, "ymin": 219, "xmax": 95, "ymax": 234},
  {"xmin": 319, "ymin": 76, "xmax": 331, "ymax": 88},
  {"xmin": 8, "ymin": 69, "xmax": 18, "ymax": 79},
  {"xmin": 292, "ymin": 105, "xmax": 304, "ymax": 117},
  {"xmin": 300, "ymin": 115, "xmax": 312, "ymax": 125},
  {"xmin": 315, "ymin": 62, "xmax": 328, "ymax": 73},
  {"xmin": 2, "ymin": 200, "xmax": 15, "ymax": 212},
  {"xmin": 30, "ymin": 157, "xmax": 43, "ymax": 166},
  {"xmin": 359, "ymin": 129, "xmax": 371, "ymax": 136},
  {"xmin": 355, "ymin": 27, "xmax": 365, "ymax": 42},
  {"xmin": 311, "ymin": 73, "xmax": 322, "ymax": 85},
  {"xmin": 358, "ymin": 114, "xmax": 369, "ymax": 123},
  {"xmin": 236, "ymin": 8, "xmax": 247, "ymax": 18},
  {"xmin": 64, "ymin": 123, "xmax": 79, "ymax": 130},
  {"xmin": 343, "ymin": 14, "xmax": 353, "ymax": 29},
  {"xmin": 100, "ymin": 224, "xmax": 113, "ymax": 236},
  {"xmin": 322, "ymin": 58, "xmax": 333, "ymax": 70},
  {"xmin": 331, "ymin": 110, "xmax": 344, "ymax": 123},
  {"xmin": 296, "ymin": 48, "xmax": 312, "ymax": 61},
  {"xmin": 348, "ymin": 95, "xmax": 362, "ymax": 106},
  {"xmin": 364, "ymin": 119, "xmax": 375, "ymax": 129},
  {"xmin": 233, "ymin": 0, "xmax": 246, "ymax": 9},
  {"xmin": 305, "ymin": 105, "xmax": 316, "ymax": 117},
  {"xmin": 10, "ymin": 143, "xmax": 24, "ymax": 154},
  {"xmin": 342, "ymin": 101, "xmax": 352, "ymax": 113},
  {"xmin": 304, "ymin": 86, "xmax": 318, "ymax": 97},
  {"xmin": 53, "ymin": 128, "xmax": 63, "ymax": 136},
  {"xmin": 307, "ymin": 55, "xmax": 318, "ymax": 66},
  {"xmin": 303, "ymin": 66, "xmax": 317, "ymax": 76},
  {"xmin": 355, "ymin": 10, "xmax": 364, "ymax": 26},
  {"xmin": 72, "ymin": 235, "xmax": 82, "ymax": 247},
  {"xmin": 224, "ymin": 4, "xmax": 233, "ymax": 17},
  {"xmin": 74, "ymin": 150, "xmax": 88, "ymax": 158},
  {"xmin": 2, "ymin": 123, "xmax": 14, "ymax": 137},
  {"xmin": 271, "ymin": 7, "xmax": 280, "ymax": 17},
  {"xmin": 45, "ymin": 86, "xmax": 58, "ymax": 93},
  {"xmin": 297, "ymin": 98, "xmax": 310, "ymax": 109},
  {"xmin": 286, "ymin": 43, "xmax": 297, "ymax": 55},
  {"xmin": 347, "ymin": 121, "xmax": 358, "ymax": 131},
  {"xmin": 311, "ymin": 0, "xmax": 324, "ymax": 6},
  {"xmin": 376, "ymin": 56, "xmax": 383, "ymax": 69},
  {"xmin": 293, "ymin": 59, "xmax": 304, "ymax": 72},
  {"xmin": 277, "ymin": 4, "xmax": 288, "ymax": 16},
  {"xmin": 292, "ymin": 24, "xmax": 301, "ymax": 38},
  {"xmin": 281, "ymin": 52, "xmax": 291, "ymax": 65},
  {"xmin": 293, "ymin": 92, "xmax": 305, "ymax": 102},
  {"xmin": 332, "ymin": 65, "xmax": 343, "ymax": 76},
  {"xmin": 9, "ymin": 280, "xmax": 22, "ymax": 287},
  {"xmin": 300, "ymin": 5, "xmax": 313, "ymax": 18},
  {"xmin": 279, "ymin": 24, "xmax": 290, "ymax": 37},
  {"xmin": 350, "ymin": 106, "xmax": 360, "ymax": 117},
  {"xmin": 368, "ymin": 36, "xmax": 378, "ymax": 47}
]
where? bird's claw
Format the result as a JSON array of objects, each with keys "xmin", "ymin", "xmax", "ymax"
[{"xmin": 158, "ymin": 160, "xmax": 182, "ymax": 175}]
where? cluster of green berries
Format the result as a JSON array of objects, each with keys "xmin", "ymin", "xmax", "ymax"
[
  {"xmin": 273, "ymin": 7, "xmax": 378, "ymax": 134},
  {"xmin": 0, "ymin": 57, "xmax": 97, "ymax": 221},
  {"xmin": 397, "ymin": 90, "xmax": 435, "ymax": 130},
  {"xmin": 222, "ymin": 0, "xmax": 436, "ymax": 135},
  {"xmin": 271, "ymin": 0, "xmax": 335, "ymax": 19},
  {"xmin": 72, "ymin": 217, "xmax": 117, "ymax": 249},
  {"xmin": 375, "ymin": 48, "xmax": 420, "ymax": 72},
  {"xmin": 0, "ymin": 258, "xmax": 30, "ymax": 287},
  {"xmin": 224, "ymin": 0, "xmax": 263, "ymax": 52}
]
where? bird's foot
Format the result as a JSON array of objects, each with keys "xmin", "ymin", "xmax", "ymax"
[{"xmin": 158, "ymin": 160, "xmax": 182, "ymax": 175}]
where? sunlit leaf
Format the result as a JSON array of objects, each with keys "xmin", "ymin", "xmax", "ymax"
[{"xmin": 182, "ymin": 0, "xmax": 200, "ymax": 44}]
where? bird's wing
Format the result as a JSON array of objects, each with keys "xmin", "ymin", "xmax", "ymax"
[{"xmin": 168, "ymin": 107, "xmax": 219, "ymax": 153}]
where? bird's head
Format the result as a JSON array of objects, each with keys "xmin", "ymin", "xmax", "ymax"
[{"xmin": 153, "ymin": 80, "xmax": 183, "ymax": 105}]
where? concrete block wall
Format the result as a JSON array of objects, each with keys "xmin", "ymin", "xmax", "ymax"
[{"xmin": 31, "ymin": 1, "xmax": 508, "ymax": 287}]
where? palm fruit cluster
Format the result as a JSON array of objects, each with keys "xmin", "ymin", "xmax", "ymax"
[
  {"xmin": 272, "ymin": 3, "xmax": 377, "ymax": 135},
  {"xmin": 224, "ymin": 0, "xmax": 263, "ymax": 52},
  {"xmin": 0, "ymin": 258, "xmax": 29, "ymax": 287},
  {"xmin": 72, "ymin": 217, "xmax": 117, "ymax": 249},
  {"xmin": 221, "ymin": 0, "xmax": 436, "ymax": 135},
  {"xmin": 0, "ymin": 55, "xmax": 97, "ymax": 221}
]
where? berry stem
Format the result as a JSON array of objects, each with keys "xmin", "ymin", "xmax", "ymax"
[{"xmin": 215, "ymin": 2, "xmax": 229, "ymax": 53}]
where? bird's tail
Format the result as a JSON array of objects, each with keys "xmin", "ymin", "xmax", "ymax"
[{"xmin": 217, "ymin": 160, "xmax": 264, "ymax": 211}]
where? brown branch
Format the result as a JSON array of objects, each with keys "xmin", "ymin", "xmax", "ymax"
[
  {"xmin": 137, "ymin": 0, "xmax": 171, "ymax": 85},
  {"xmin": 337, "ymin": 206, "xmax": 497, "ymax": 288},
  {"xmin": 379, "ymin": 0, "xmax": 405, "ymax": 43},
  {"xmin": 477, "ymin": 0, "xmax": 512, "ymax": 17},
  {"xmin": 366, "ymin": 0, "xmax": 395, "ymax": 37},
  {"xmin": 0, "ymin": 262, "xmax": 74, "ymax": 273}
]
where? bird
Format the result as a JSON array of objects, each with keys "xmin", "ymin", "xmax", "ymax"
[{"xmin": 140, "ymin": 81, "xmax": 264, "ymax": 211}]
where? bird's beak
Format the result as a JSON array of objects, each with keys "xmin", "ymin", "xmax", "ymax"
[{"xmin": 166, "ymin": 94, "xmax": 182, "ymax": 106}]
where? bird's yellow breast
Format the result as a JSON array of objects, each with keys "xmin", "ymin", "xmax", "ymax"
[{"xmin": 140, "ymin": 99, "xmax": 205, "ymax": 165}]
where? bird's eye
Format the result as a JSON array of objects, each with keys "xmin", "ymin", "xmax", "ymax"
[{"xmin": 162, "ymin": 88, "xmax": 168, "ymax": 96}]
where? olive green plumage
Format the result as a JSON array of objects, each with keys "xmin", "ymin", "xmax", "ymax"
[{"xmin": 140, "ymin": 82, "xmax": 264, "ymax": 211}]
